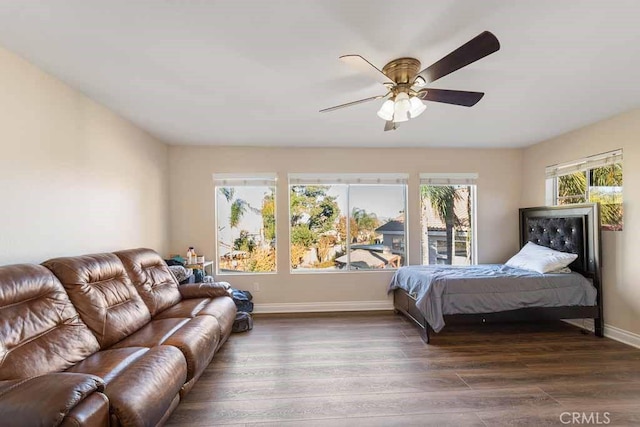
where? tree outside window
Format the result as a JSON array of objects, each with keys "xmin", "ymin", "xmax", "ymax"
[
  {"xmin": 215, "ymin": 179, "xmax": 277, "ymax": 273},
  {"xmin": 289, "ymin": 178, "xmax": 407, "ymax": 272},
  {"xmin": 420, "ymin": 184, "xmax": 475, "ymax": 265},
  {"xmin": 555, "ymin": 162, "xmax": 622, "ymax": 231}
]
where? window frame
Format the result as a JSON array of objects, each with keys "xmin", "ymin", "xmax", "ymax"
[
  {"xmin": 546, "ymin": 149, "xmax": 623, "ymax": 231},
  {"xmin": 288, "ymin": 174, "xmax": 409, "ymax": 274},
  {"xmin": 213, "ymin": 173, "xmax": 278, "ymax": 275},
  {"xmin": 418, "ymin": 173, "xmax": 478, "ymax": 266}
]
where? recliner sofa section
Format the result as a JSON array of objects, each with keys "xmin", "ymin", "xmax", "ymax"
[
  {"xmin": 114, "ymin": 248, "xmax": 236, "ymax": 351},
  {"xmin": 0, "ymin": 249, "xmax": 237, "ymax": 427}
]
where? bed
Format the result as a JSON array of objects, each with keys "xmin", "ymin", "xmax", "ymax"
[{"xmin": 389, "ymin": 204, "xmax": 603, "ymax": 343}]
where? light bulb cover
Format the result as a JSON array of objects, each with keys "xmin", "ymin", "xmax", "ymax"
[
  {"xmin": 393, "ymin": 110, "xmax": 410, "ymax": 122},
  {"xmin": 376, "ymin": 99, "xmax": 394, "ymax": 121},
  {"xmin": 393, "ymin": 92, "xmax": 411, "ymax": 122},
  {"xmin": 409, "ymin": 96, "xmax": 426, "ymax": 118}
]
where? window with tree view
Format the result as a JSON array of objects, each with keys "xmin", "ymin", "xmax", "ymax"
[
  {"xmin": 420, "ymin": 174, "xmax": 477, "ymax": 265},
  {"xmin": 289, "ymin": 174, "xmax": 407, "ymax": 272},
  {"xmin": 547, "ymin": 150, "xmax": 623, "ymax": 231},
  {"xmin": 214, "ymin": 175, "xmax": 276, "ymax": 273}
]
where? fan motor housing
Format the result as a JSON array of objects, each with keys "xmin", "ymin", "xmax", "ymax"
[{"xmin": 382, "ymin": 57, "xmax": 421, "ymax": 84}]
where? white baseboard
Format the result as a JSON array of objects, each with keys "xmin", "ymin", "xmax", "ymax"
[
  {"xmin": 564, "ymin": 319, "xmax": 640, "ymax": 349},
  {"xmin": 254, "ymin": 300, "xmax": 394, "ymax": 314}
]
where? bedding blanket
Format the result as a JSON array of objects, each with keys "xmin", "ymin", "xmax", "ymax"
[{"xmin": 388, "ymin": 264, "xmax": 597, "ymax": 333}]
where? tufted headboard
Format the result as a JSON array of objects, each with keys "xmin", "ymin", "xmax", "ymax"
[
  {"xmin": 519, "ymin": 204, "xmax": 601, "ymax": 278},
  {"xmin": 524, "ymin": 216, "xmax": 586, "ymax": 272}
]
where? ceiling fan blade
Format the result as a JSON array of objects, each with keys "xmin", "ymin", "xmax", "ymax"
[
  {"xmin": 416, "ymin": 31, "xmax": 500, "ymax": 85},
  {"xmin": 384, "ymin": 121, "xmax": 398, "ymax": 131},
  {"xmin": 320, "ymin": 94, "xmax": 387, "ymax": 113},
  {"xmin": 417, "ymin": 88, "xmax": 485, "ymax": 107},
  {"xmin": 339, "ymin": 55, "xmax": 394, "ymax": 86}
]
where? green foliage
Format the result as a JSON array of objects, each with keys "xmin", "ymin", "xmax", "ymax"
[
  {"xmin": 289, "ymin": 186, "xmax": 340, "ymax": 254},
  {"xmin": 421, "ymin": 186, "xmax": 461, "ymax": 226},
  {"xmin": 421, "ymin": 185, "xmax": 462, "ymax": 265},
  {"xmin": 352, "ymin": 208, "xmax": 379, "ymax": 231},
  {"xmin": 262, "ymin": 191, "xmax": 276, "ymax": 242},
  {"xmin": 591, "ymin": 164, "xmax": 622, "ymax": 187},
  {"xmin": 290, "ymin": 186, "xmax": 339, "ymax": 231},
  {"xmin": 557, "ymin": 164, "xmax": 623, "ymax": 229},
  {"xmin": 558, "ymin": 172, "xmax": 587, "ymax": 201},
  {"xmin": 229, "ymin": 199, "xmax": 248, "ymax": 228},
  {"xmin": 219, "ymin": 187, "xmax": 235, "ymax": 202},
  {"xmin": 233, "ymin": 230, "xmax": 255, "ymax": 253},
  {"xmin": 291, "ymin": 225, "xmax": 316, "ymax": 247}
]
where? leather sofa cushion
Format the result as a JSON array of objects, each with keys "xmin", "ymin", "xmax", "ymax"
[
  {"xmin": 153, "ymin": 298, "xmax": 212, "ymax": 320},
  {"xmin": 178, "ymin": 282, "xmax": 232, "ymax": 299},
  {"xmin": 43, "ymin": 253, "xmax": 151, "ymax": 349},
  {"xmin": 154, "ymin": 297, "xmax": 236, "ymax": 342},
  {"xmin": 0, "ymin": 372, "xmax": 104, "ymax": 427},
  {"xmin": 60, "ymin": 392, "xmax": 109, "ymax": 427},
  {"xmin": 0, "ymin": 264, "xmax": 100, "ymax": 380},
  {"xmin": 115, "ymin": 248, "xmax": 182, "ymax": 317},
  {"xmin": 67, "ymin": 347, "xmax": 152, "ymax": 383},
  {"xmin": 197, "ymin": 296, "xmax": 237, "ymax": 342},
  {"xmin": 111, "ymin": 316, "xmax": 220, "ymax": 382},
  {"xmin": 69, "ymin": 345, "xmax": 186, "ymax": 427}
]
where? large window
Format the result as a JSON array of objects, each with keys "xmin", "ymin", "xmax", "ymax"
[
  {"xmin": 214, "ymin": 174, "xmax": 276, "ymax": 274},
  {"xmin": 289, "ymin": 174, "xmax": 407, "ymax": 272},
  {"xmin": 546, "ymin": 150, "xmax": 623, "ymax": 231},
  {"xmin": 420, "ymin": 174, "xmax": 477, "ymax": 265}
]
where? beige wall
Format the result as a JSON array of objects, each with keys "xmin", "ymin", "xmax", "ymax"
[
  {"xmin": 0, "ymin": 45, "xmax": 170, "ymax": 265},
  {"xmin": 521, "ymin": 109, "xmax": 640, "ymax": 336},
  {"xmin": 169, "ymin": 146, "xmax": 522, "ymax": 306}
]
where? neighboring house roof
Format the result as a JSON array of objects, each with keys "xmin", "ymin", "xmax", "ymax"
[
  {"xmin": 375, "ymin": 220, "xmax": 404, "ymax": 233},
  {"xmin": 335, "ymin": 249, "xmax": 399, "ymax": 269},
  {"xmin": 222, "ymin": 250, "xmax": 248, "ymax": 259}
]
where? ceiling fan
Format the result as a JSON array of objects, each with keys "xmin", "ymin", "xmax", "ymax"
[{"xmin": 320, "ymin": 31, "xmax": 500, "ymax": 131}]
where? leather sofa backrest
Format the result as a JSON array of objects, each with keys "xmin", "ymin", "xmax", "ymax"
[
  {"xmin": 43, "ymin": 253, "xmax": 151, "ymax": 349},
  {"xmin": 115, "ymin": 248, "xmax": 182, "ymax": 317},
  {"xmin": 0, "ymin": 264, "xmax": 100, "ymax": 380}
]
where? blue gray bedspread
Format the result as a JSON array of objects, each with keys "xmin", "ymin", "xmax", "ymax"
[{"xmin": 388, "ymin": 264, "xmax": 597, "ymax": 333}]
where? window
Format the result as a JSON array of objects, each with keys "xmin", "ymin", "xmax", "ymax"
[
  {"xmin": 214, "ymin": 174, "xmax": 277, "ymax": 274},
  {"xmin": 546, "ymin": 150, "xmax": 623, "ymax": 231},
  {"xmin": 420, "ymin": 174, "xmax": 477, "ymax": 265},
  {"xmin": 289, "ymin": 174, "xmax": 407, "ymax": 272}
]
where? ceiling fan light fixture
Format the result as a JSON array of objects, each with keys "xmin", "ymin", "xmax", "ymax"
[
  {"xmin": 376, "ymin": 99, "xmax": 394, "ymax": 121},
  {"xmin": 409, "ymin": 96, "xmax": 427, "ymax": 118},
  {"xmin": 393, "ymin": 110, "xmax": 409, "ymax": 123},
  {"xmin": 322, "ymin": 31, "xmax": 500, "ymax": 130},
  {"xmin": 393, "ymin": 92, "xmax": 411, "ymax": 122}
]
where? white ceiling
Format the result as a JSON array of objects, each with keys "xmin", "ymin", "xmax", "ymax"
[{"xmin": 0, "ymin": 0, "xmax": 639, "ymax": 148}]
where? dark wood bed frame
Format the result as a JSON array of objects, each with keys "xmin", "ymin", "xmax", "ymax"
[{"xmin": 393, "ymin": 204, "xmax": 604, "ymax": 343}]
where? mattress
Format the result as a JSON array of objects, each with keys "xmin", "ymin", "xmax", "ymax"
[{"xmin": 388, "ymin": 264, "xmax": 597, "ymax": 333}]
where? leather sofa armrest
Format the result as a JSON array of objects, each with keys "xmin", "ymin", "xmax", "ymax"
[
  {"xmin": 0, "ymin": 373, "xmax": 105, "ymax": 427},
  {"xmin": 179, "ymin": 281, "xmax": 233, "ymax": 299}
]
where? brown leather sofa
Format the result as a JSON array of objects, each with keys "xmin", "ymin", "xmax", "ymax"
[{"xmin": 0, "ymin": 248, "xmax": 236, "ymax": 427}]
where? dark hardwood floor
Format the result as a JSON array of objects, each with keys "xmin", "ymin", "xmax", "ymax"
[{"xmin": 166, "ymin": 312, "xmax": 640, "ymax": 426}]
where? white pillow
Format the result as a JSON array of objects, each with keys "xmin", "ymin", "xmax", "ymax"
[{"xmin": 505, "ymin": 242, "xmax": 578, "ymax": 274}]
